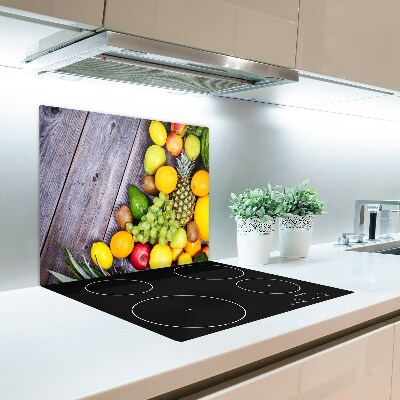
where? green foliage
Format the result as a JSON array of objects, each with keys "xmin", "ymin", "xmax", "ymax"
[
  {"xmin": 281, "ymin": 180, "xmax": 325, "ymax": 216},
  {"xmin": 229, "ymin": 184, "xmax": 283, "ymax": 222}
]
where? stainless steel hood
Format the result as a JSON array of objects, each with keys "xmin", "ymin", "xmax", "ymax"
[{"xmin": 24, "ymin": 31, "xmax": 298, "ymax": 97}]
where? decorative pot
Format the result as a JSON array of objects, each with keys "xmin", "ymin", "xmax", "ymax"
[
  {"xmin": 279, "ymin": 215, "xmax": 314, "ymax": 258},
  {"xmin": 236, "ymin": 218, "xmax": 275, "ymax": 265}
]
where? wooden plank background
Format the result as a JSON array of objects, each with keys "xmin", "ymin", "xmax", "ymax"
[
  {"xmin": 40, "ymin": 107, "xmax": 141, "ymax": 285},
  {"xmin": 40, "ymin": 106, "xmax": 208, "ymax": 286}
]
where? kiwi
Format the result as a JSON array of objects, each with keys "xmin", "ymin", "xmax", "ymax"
[
  {"xmin": 115, "ymin": 205, "xmax": 133, "ymax": 229},
  {"xmin": 187, "ymin": 221, "xmax": 199, "ymax": 243},
  {"xmin": 142, "ymin": 175, "xmax": 159, "ymax": 196}
]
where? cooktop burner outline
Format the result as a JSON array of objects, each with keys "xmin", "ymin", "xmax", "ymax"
[
  {"xmin": 46, "ymin": 261, "xmax": 353, "ymax": 341},
  {"xmin": 173, "ymin": 265, "xmax": 244, "ymax": 281},
  {"xmin": 85, "ymin": 278, "xmax": 153, "ymax": 296},
  {"xmin": 236, "ymin": 277, "xmax": 302, "ymax": 295},
  {"xmin": 131, "ymin": 294, "xmax": 247, "ymax": 329}
]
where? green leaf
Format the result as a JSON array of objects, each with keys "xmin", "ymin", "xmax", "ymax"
[
  {"xmin": 82, "ymin": 255, "xmax": 102, "ymax": 278},
  {"xmin": 47, "ymin": 269, "xmax": 77, "ymax": 283},
  {"xmin": 65, "ymin": 248, "xmax": 91, "ymax": 279}
]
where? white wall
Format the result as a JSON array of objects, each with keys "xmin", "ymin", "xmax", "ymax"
[{"xmin": 1, "ymin": 66, "xmax": 400, "ymax": 291}]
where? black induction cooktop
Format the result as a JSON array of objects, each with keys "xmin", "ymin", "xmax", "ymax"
[{"xmin": 45, "ymin": 261, "xmax": 353, "ymax": 341}]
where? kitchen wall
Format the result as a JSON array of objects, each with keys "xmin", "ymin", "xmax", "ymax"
[{"xmin": 1, "ymin": 66, "xmax": 399, "ymax": 292}]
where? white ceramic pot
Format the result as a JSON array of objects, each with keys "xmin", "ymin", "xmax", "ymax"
[
  {"xmin": 236, "ymin": 218, "xmax": 275, "ymax": 265},
  {"xmin": 279, "ymin": 215, "xmax": 314, "ymax": 258}
]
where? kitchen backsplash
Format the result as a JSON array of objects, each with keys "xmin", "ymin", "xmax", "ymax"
[
  {"xmin": 40, "ymin": 106, "xmax": 209, "ymax": 286},
  {"xmin": 1, "ymin": 66, "xmax": 400, "ymax": 291}
]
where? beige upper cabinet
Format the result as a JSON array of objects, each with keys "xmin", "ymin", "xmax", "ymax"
[
  {"xmin": 297, "ymin": 0, "xmax": 400, "ymax": 91},
  {"xmin": 0, "ymin": 0, "xmax": 104, "ymax": 28},
  {"xmin": 103, "ymin": 0, "xmax": 299, "ymax": 68}
]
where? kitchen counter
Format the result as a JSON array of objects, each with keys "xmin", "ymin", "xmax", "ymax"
[{"xmin": 2, "ymin": 240, "xmax": 400, "ymax": 400}]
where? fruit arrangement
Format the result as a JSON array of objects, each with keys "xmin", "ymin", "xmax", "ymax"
[{"xmin": 49, "ymin": 121, "xmax": 209, "ymax": 282}]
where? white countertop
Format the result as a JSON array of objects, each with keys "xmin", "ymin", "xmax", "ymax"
[{"xmin": 2, "ymin": 240, "xmax": 400, "ymax": 400}]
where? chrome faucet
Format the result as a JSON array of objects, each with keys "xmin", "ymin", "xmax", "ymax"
[
  {"xmin": 338, "ymin": 200, "xmax": 400, "ymax": 245},
  {"xmin": 354, "ymin": 200, "xmax": 400, "ymax": 237}
]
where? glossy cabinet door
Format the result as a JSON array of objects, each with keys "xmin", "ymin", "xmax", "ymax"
[
  {"xmin": 0, "ymin": 0, "xmax": 104, "ymax": 28},
  {"xmin": 103, "ymin": 0, "xmax": 299, "ymax": 68},
  {"xmin": 190, "ymin": 325, "xmax": 394, "ymax": 399},
  {"xmin": 392, "ymin": 322, "xmax": 400, "ymax": 399},
  {"xmin": 297, "ymin": 0, "xmax": 400, "ymax": 91}
]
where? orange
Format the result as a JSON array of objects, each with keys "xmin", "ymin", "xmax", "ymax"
[
  {"xmin": 155, "ymin": 166, "xmax": 178, "ymax": 194},
  {"xmin": 191, "ymin": 170, "xmax": 209, "ymax": 197},
  {"xmin": 194, "ymin": 195, "xmax": 209, "ymax": 242},
  {"xmin": 184, "ymin": 239, "xmax": 201, "ymax": 257},
  {"xmin": 110, "ymin": 231, "xmax": 134, "ymax": 258}
]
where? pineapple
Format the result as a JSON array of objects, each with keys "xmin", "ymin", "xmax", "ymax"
[{"xmin": 171, "ymin": 150, "xmax": 196, "ymax": 226}]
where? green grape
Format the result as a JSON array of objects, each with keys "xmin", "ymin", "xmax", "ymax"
[
  {"xmin": 159, "ymin": 226, "xmax": 167, "ymax": 237},
  {"xmin": 158, "ymin": 215, "xmax": 165, "ymax": 224},
  {"xmin": 170, "ymin": 226, "xmax": 177, "ymax": 236},
  {"xmin": 141, "ymin": 215, "xmax": 146, "ymax": 222},
  {"xmin": 132, "ymin": 226, "xmax": 140, "ymax": 235},
  {"xmin": 164, "ymin": 212, "xmax": 171, "ymax": 221},
  {"xmin": 149, "ymin": 237, "xmax": 156, "ymax": 245},
  {"xmin": 150, "ymin": 227, "xmax": 157, "ymax": 238},
  {"xmin": 150, "ymin": 205, "xmax": 159, "ymax": 213},
  {"xmin": 165, "ymin": 204, "xmax": 172, "ymax": 212},
  {"xmin": 141, "ymin": 221, "xmax": 150, "ymax": 231},
  {"xmin": 132, "ymin": 235, "xmax": 138, "ymax": 241},
  {"xmin": 170, "ymin": 211, "xmax": 176, "ymax": 220},
  {"xmin": 157, "ymin": 209, "xmax": 163, "ymax": 216},
  {"xmin": 166, "ymin": 230, "xmax": 173, "ymax": 242},
  {"xmin": 159, "ymin": 236, "xmax": 167, "ymax": 246},
  {"xmin": 154, "ymin": 198, "xmax": 163, "ymax": 208},
  {"xmin": 164, "ymin": 194, "xmax": 169, "ymax": 201},
  {"xmin": 142, "ymin": 235, "xmax": 149, "ymax": 244},
  {"xmin": 159, "ymin": 192, "xmax": 166, "ymax": 201},
  {"xmin": 137, "ymin": 233, "xmax": 144, "ymax": 242},
  {"xmin": 146, "ymin": 212, "xmax": 155, "ymax": 222}
]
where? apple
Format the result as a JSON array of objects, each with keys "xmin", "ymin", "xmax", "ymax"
[
  {"xmin": 166, "ymin": 132, "xmax": 183, "ymax": 156},
  {"xmin": 171, "ymin": 123, "xmax": 187, "ymax": 136},
  {"xmin": 130, "ymin": 243, "xmax": 151, "ymax": 270}
]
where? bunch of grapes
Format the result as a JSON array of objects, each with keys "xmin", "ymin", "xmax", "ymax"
[{"xmin": 126, "ymin": 192, "xmax": 180, "ymax": 246}]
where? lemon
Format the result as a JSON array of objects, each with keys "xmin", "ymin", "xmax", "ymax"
[
  {"xmin": 110, "ymin": 231, "xmax": 134, "ymax": 259},
  {"xmin": 149, "ymin": 120, "xmax": 167, "ymax": 146},
  {"xmin": 194, "ymin": 195, "xmax": 209, "ymax": 242},
  {"xmin": 191, "ymin": 170, "xmax": 209, "ymax": 197},
  {"xmin": 149, "ymin": 244, "xmax": 172, "ymax": 269},
  {"xmin": 91, "ymin": 242, "xmax": 113, "ymax": 269},
  {"xmin": 171, "ymin": 247, "xmax": 183, "ymax": 262},
  {"xmin": 155, "ymin": 166, "xmax": 178, "ymax": 194},
  {"xmin": 177, "ymin": 252, "xmax": 193, "ymax": 265}
]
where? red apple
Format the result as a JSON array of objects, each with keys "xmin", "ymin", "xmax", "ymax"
[
  {"xmin": 130, "ymin": 243, "xmax": 151, "ymax": 270},
  {"xmin": 171, "ymin": 123, "xmax": 187, "ymax": 137},
  {"xmin": 166, "ymin": 132, "xmax": 183, "ymax": 156}
]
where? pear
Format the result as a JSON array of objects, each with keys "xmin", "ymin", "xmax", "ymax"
[
  {"xmin": 144, "ymin": 145, "xmax": 166, "ymax": 175},
  {"xmin": 170, "ymin": 228, "xmax": 187, "ymax": 249},
  {"xmin": 184, "ymin": 134, "xmax": 200, "ymax": 161}
]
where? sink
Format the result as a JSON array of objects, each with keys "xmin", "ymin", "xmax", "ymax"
[{"xmin": 346, "ymin": 240, "xmax": 400, "ymax": 255}]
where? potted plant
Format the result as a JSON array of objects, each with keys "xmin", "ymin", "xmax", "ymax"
[
  {"xmin": 279, "ymin": 180, "xmax": 325, "ymax": 258},
  {"xmin": 229, "ymin": 185, "xmax": 282, "ymax": 265}
]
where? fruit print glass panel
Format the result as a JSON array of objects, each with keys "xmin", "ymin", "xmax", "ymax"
[{"xmin": 39, "ymin": 105, "xmax": 209, "ymax": 285}]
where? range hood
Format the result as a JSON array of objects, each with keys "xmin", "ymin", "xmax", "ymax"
[{"xmin": 25, "ymin": 31, "xmax": 298, "ymax": 97}]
